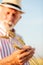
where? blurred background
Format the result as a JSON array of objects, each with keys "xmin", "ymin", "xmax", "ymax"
[{"xmin": 0, "ymin": 0, "xmax": 43, "ymax": 58}]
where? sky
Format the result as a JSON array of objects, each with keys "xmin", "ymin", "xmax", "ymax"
[{"xmin": 0, "ymin": 0, "xmax": 43, "ymax": 57}]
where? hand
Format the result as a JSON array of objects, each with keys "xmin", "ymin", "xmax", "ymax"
[{"xmin": 12, "ymin": 45, "xmax": 35, "ymax": 65}]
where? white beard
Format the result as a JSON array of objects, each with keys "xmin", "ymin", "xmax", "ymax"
[{"xmin": 0, "ymin": 20, "xmax": 14, "ymax": 32}]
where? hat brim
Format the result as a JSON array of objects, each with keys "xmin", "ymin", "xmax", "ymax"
[{"xmin": 0, "ymin": 3, "xmax": 24, "ymax": 14}]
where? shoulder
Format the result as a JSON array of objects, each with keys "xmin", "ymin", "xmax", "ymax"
[
  {"xmin": 15, "ymin": 33, "xmax": 25, "ymax": 45},
  {"xmin": 15, "ymin": 34, "xmax": 22, "ymax": 39}
]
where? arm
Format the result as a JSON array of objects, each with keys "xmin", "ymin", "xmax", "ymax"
[
  {"xmin": 0, "ymin": 54, "xmax": 15, "ymax": 65},
  {"xmin": 0, "ymin": 46, "xmax": 35, "ymax": 65}
]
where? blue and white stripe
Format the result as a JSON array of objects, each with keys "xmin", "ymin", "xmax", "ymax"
[
  {"xmin": 0, "ymin": 27, "xmax": 29, "ymax": 65},
  {"xmin": 0, "ymin": 38, "xmax": 14, "ymax": 58}
]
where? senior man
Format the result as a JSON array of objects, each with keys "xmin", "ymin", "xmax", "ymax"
[{"xmin": 0, "ymin": 0, "xmax": 35, "ymax": 65}]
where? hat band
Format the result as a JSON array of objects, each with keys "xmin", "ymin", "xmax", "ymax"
[{"xmin": 2, "ymin": 2, "xmax": 21, "ymax": 10}]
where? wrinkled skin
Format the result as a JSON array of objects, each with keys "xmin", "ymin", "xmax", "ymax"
[{"xmin": 12, "ymin": 45, "xmax": 35, "ymax": 65}]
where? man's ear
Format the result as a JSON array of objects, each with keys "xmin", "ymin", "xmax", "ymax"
[
  {"xmin": 16, "ymin": 16, "xmax": 22, "ymax": 24},
  {"xmin": 19, "ymin": 16, "xmax": 22, "ymax": 20},
  {"xmin": 20, "ymin": 16, "xmax": 22, "ymax": 19},
  {"xmin": 0, "ymin": 6, "xmax": 4, "ymax": 12}
]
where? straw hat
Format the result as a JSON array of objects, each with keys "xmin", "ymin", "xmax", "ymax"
[{"xmin": 0, "ymin": 0, "xmax": 24, "ymax": 13}]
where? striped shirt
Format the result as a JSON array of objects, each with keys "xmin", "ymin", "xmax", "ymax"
[{"xmin": 0, "ymin": 28, "xmax": 29, "ymax": 65}]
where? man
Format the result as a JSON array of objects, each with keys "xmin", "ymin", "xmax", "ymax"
[{"xmin": 0, "ymin": 0, "xmax": 35, "ymax": 65}]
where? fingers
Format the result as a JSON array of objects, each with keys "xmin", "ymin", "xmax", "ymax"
[
  {"xmin": 20, "ymin": 52, "xmax": 34, "ymax": 63},
  {"xmin": 19, "ymin": 48, "xmax": 35, "ymax": 59},
  {"xmin": 19, "ymin": 45, "xmax": 33, "ymax": 54},
  {"xmin": 22, "ymin": 45, "xmax": 32, "ymax": 49},
  {"xmin": 13, "ymin": 45, "xmax": 35, "ymax": 65},
  {"xmin": 18, "ymin": 49, "xmax": 35, "ymax": 64}
]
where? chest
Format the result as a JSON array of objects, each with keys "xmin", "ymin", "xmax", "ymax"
[
  {"xmin": 0, "ymin": 38, "xmax": 13, "ymax": 58},
  {"xmin": 0, "ymin": 38, "xmax": 22, "ymax": 59}
]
